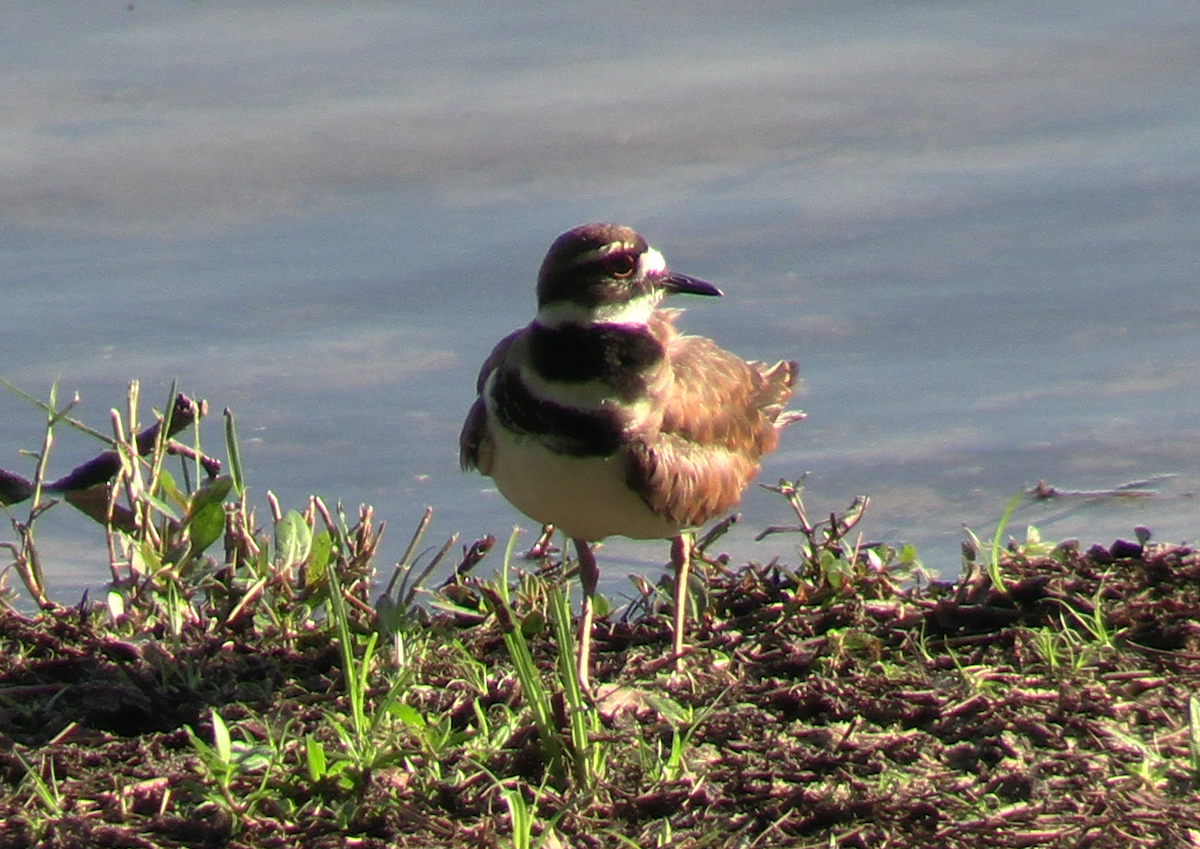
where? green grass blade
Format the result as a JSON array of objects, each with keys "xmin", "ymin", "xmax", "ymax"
[
  {"xmin": 484, "ymin": 530, "xmax": 564, "ymax": 777},
  {"xmin": 223, "ymin": 407, "xmax": 245, "ymax": 498},
  {"xmin": 986, "ymin": 490, "xmax": 1023, "ymax": 595}
]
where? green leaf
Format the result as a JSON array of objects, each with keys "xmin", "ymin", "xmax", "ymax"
[
  {"xmin": 520, "ymin": 609, "xmax": 546, "ymax": 639},
  {"xmin": 131, "ymin": 538, "xmax": 161, "ymax": 577},
  {"xmin": 157, "ymin": 468, "xmax": 188, "ymax": 512},
  {"xmin": 1188, "ymin": 695, "xmax": 1200, "ymax": 771},
  {"xmin": 187, "ymin": 501, "xmax": 226, "ymax": 556},
  {"xmin": 211, "ymin": 710, "xmax": 231, "ymax": 766},
  {"xmin": 306, "ymin": 529, "xmax": 333, "ymax": 586},
  {"xmin": 305, "ymin": 735, "xmax": 327, "ymax": 781},
  {"xmin": 106, "ymin": 590, "xmax": 125, "ymax": 621},
  {"xmin": 229, "ymin": 742, "xmax": 271, "ymax": 772},
  {"xmin": 275, "ymin": 510, "xmax": 312, "ymax": 571},
  {"xmin": 224, "ymin": 409, "xmax": 245, "ymax": 497},
  {"xmin": 142, "ymin": 490, "xmax": 181, "ymax": 523},
  {"xmin": 188, "ymin": 475, "xmax": 234, "ymax": 516},
  {"xmin": 644, "ymin": 693, "xmax": 691, "ymax": 725},
  {"xmin": 376, "ymin": 594, "xmax": 406, "ymax": 636},
  {"xmin": 593, "ymin": 593, "xmax": 611, "ymax": 619},
  {"xmin": 389, "ymin": 702, "xmax": 425, "ymax": 729}
]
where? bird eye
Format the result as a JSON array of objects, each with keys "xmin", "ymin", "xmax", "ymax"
[{"xmin": 604, "ymin": 254, "xmax": 636, "ymax": 278}]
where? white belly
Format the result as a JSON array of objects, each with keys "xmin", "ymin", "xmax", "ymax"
[{"xmin": 489, "ymin": 423, "xmax": 683, "ymax": 542}]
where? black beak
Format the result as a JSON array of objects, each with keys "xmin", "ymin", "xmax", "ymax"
[{"xmin": 662, "ymin": 272, "xmax": 723, "ymax": 298}]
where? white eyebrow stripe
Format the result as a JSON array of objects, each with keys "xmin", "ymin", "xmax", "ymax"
[{"xmin": 572, "ymin": 240, "xmax": 637, "ymax": 266}]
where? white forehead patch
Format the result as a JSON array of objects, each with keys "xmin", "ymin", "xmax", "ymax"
[{"xmin": 640, "ymin": 247, "xmax": 666, "ymax": 277}]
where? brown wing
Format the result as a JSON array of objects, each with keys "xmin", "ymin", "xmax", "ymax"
[
  {"xmin": 459, "ymin": 329, "xmax": 522, "ymax": 474},
  {"xmin": 459, "ymin": 396, "xmax": 494, "ymax": 474},
  {"xmin": 473, "ymin": 328, "xmax": 522, "ymax": 394},
  {"xmin": 627, "ymin": 333, "xmax": 799, "ymax": 528}
]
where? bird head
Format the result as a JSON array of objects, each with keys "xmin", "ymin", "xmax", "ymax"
[{"xmin": 535, "ymin": 223, "xmax": 721, "ymax": 327}]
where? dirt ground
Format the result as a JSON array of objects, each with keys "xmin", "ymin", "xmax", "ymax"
[{"xmin": 2, "ymin": 535, "xmax": 1199, "ymax": 849}]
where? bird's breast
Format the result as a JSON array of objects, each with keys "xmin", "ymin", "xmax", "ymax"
[
  {"xmin": 487, "ymin": 424, "xmax": 685, "ymax": 541},
  {"xmin": 479, "ymin": 317, "xmax": 687, "ymax": 540}
]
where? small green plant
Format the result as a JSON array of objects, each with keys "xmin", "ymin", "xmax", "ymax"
[
  {"xmin": 322, "ymin": 547, "xmax": 415, "ymax": 784},
  {"xmin": 1188, "ymin": 695, "xmax": 1200, "ymax": 780},
  {"xmin": 472, "ymin": 763, "xmax": 568, "ymax": 849},
  {"xmin": 185, "ymin": 709, "xmax": 277, "ymax": 825},
  {"xmin": 479, "ymin": 531, "xmax": 571, "ymax": 787},
  {"xmin": 1026, "ymin": 623, "xmax": 1098, "ymax": 676},
  {"xmin": 477, "ymin": 529, "xmax": 605, "ymax": 790},
  {"xmin": 0, "ymin": 379, "xmax": 241, "ymax": 622},
  {"xmin": 757, "ymin": 478, "xmax": 869, "ymax": 583},
  {"xmin": 1056, "ymin": 583, "xmax": 1121, "ymax": 649},
  {"xmin": 1107, "ymin": 726, "xmax": 1169, "ymax": 789},
  {"xmin": 941, "ymin": 640, "xmax": 997, "ymax": 696},
  {"xmin": 962, "ymin": 490, "xmax": 1023, "ymax": 596},
  {"xmin": 0, "ymin": 380, "xmax": 85, "ymax": 607},
  {"xmin": 757, "ymin": 479, "xmax": 927, "ymax": 603},
  {"xmin": 635, "ymin": 690, "xmax": 722, "ymax": 785},
  {"xmin": 546, "ymin": 573, "xmax": 605, "ymax": 784},
  {"xmin": 15, "ymin": 751, "xmax": 63, "ymax": 819},
  {"xmin": 326, "ymin": 560, "xmax": 375, "ymax": 757},
  {"xmin": 375, "ymin": 506, "xmax": 459, "ymax": 668}
]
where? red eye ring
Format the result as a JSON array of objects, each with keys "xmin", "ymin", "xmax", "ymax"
[{"xmin": 605, "ymin": 254, "xmax": 636, "ymax": 278}]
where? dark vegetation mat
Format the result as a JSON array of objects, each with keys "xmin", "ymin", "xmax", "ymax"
[{"xmin": 2, "ymin": 536, "xmax": 1200, "ymax": 849}]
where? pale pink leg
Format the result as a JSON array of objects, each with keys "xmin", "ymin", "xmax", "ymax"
[
  {"xmin": 574, "ymin": 538, "xmax": 599, "ymax": 693},
  {"xmin": 671, "ymin": 533, "xmax": 692, "ymax": 671}
]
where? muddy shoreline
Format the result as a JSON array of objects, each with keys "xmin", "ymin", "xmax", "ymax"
[{"xmin": 2, "ymin": 535, "xmax": 1199, "ymax": 848}]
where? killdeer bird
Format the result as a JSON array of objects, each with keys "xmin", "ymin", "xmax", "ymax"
[{"xmin": 460, "ymin": 223, "xmax": 801, "ymax": 690}]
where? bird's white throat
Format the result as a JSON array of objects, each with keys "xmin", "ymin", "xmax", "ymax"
[{"xmin": 535, "ymin": 290, "xmax": 662, "ymax": 329}]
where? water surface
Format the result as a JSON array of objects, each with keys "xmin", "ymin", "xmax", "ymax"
[{"xmin": 2, "ymin": 2, "xmax": 1198, "ymax": 600}]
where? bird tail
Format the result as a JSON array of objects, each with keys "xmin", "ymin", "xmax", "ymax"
[{"xmin": 753, "ymin": 359, "xmax": 805, "ymax": 428}]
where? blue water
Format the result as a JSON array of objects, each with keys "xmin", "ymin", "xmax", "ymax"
[{"xmin": 2, "ymin": 2, "xmax": 1198, "ymax": 602}]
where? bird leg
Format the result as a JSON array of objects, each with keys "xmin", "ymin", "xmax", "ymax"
[
  {"xmin": 574, "ymin": 538, "xmax": 599, "ymax": 694},
  {"xmin": 670, "ymin": 532, "xmax": 693, "ymax": 671}
]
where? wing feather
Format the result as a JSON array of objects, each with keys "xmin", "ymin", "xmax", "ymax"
[
  {"xmin": 626, "ymin": 330, "xmax": 800, "ymax": 528},
  {"xmin": 459, "ymin": 329, "xmax": 522, "ymax": 473},
  {"xmin": 459, "ymin": 396, "xmax": 494, "ymax": 473}
]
